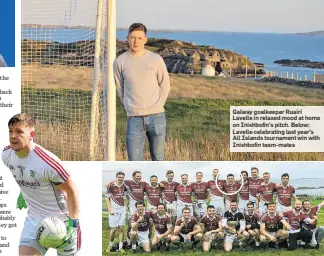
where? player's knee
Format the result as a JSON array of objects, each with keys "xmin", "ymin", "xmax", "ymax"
[
  {"xmin": 195, "ymin": 233, "xmax": 202, "ymax": 240},
  {"xmin": 259, "ymin": 235, "xmax": 266, "ymax": 242},
  {"xmin": 202, "ymin": 246, "xmax": 210, "ymax": 252},
  {"xmin": 171, "ymin": 235, "xmax": 179, "ymax": 243},
  {"xmin": 218, "ymin": 232, "xmax": 224, "ymax": 239},
  {"xmin": 203, "ymin": 234, "xmax": 210, "ymax": 242},
  {"xmin": 130, "ymin": 231, "xmax": 137, "ymax": 238},
  {"xmin": 118, "ymin": 226, "xmax": 124, "ymax": 232}
]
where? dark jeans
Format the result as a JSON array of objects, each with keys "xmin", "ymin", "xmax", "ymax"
[
  {"xmin": 126, "ymin": 112, "xmax": 166, "ymax": 161},
  {"xmin": 288, "ymin": 229, "xmax": 312, "ymax": 250}
]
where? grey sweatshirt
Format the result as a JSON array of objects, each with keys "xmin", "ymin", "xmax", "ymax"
[
  {"xmin": 113, "ymin": 50, "xmax": 171, "ymax": 116},
  {"xmin": 0, "ymin": 55, "xmax": 7, "ymax": 67}
]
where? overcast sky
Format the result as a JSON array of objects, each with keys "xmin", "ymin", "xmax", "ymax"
[
  {"xmin": 22, "ymin": 0, "xmax": 324, "ymax": 33},
  {"xmin": 102, "ymin": 162, "xmax": 324, "ymax": 190}
]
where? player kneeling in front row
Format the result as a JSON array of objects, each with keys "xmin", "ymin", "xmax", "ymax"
[
  {"xmin": 130, "ymin": 201, "xmax": 152, "ymax": 253},
  {"xmin": 2, "ymin": 113, "xmax": 81, "ymax": 256},
  {"xmin": 171, "ymin": 207, "xmax": 202, "ymax": 250},
  {"xmin": 200, "ymin": 205, "xmax": 224, "ymax": 252},
  {"xmin": 259, "ymin": 201, "xmax": 290, "ymax": 249},
  {"xmin": 244, "ymin": 202, "xmax": 261, "ymax": 247},
  {"xmin": 284, "ymin": 201, "xmax": 315, "ymax": 251},
  {"xmin": 151, "ymin": 203, "xmax": 172, "ymax": 251},
  {"xmin": 222, "ymin": 200, "xmax": 249, "ymax": 252}
]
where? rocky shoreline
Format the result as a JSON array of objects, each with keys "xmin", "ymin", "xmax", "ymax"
[
  {"xmin": 274, "ymin": 59, "xmax": 324, "ymax": 69},
  {"xmin": 21, "ymin": 38, "xmax": 265, "ymax": 76}
]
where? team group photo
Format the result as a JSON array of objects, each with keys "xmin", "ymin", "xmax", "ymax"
[{"xmin": 102, "ymin": 162, "xmax": 324, "ymax": 255}]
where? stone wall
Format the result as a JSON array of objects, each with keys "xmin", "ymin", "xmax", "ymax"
[{"xmin": 260, "ymin": 76, "xmax": 324, "ymax": 89}]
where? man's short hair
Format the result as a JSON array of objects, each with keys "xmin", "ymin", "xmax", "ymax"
[
  {"xmin": 247, "ymin": 202, "xmax": 254, "ymax": 207},
  {"xmin": 268, "ymin": 201, "xmax": 276, "ymax": 206},
  {"xmin": 8, "ymin": 113, "xmax": 36, "ymax": 129},
  {"xmin": 230, "ymin": 200, "xmax": 237, "ymax": 204},
  {"xmin": 166, "ymin": 170, "xmax": 174, "ymax": 176},
  {"xmin": 196, "ymin": 171, "xmax": 203, "ymax": 175},
  {"xmin": 182, "ymin": 206, "xmax": 191, "ymax": 213},
  {"xmin": 181, "ymin": 174, "xmax": 188, "ymax": 178},
  {"xmin": 251, "ymin": 167, "xmax": 259, "ymax": 172},
  {"xmin": 263, "ymin": 172, "xmax": 270, "ymax": 176},
  {"xmin": 207, "ymin": 205, "xmax": 215, "ymax": 210},
  {"xmin": 302, "ymin": 200, "xmax": 310, "ymax": 205},
  {"xmin": 227, "ymin": 173, "xmax": 234, "ymax": 178},
  {"xmin": 135, "ymin": 200, "xmax": 145, "ymax": 208},
  {"xmin": 116, "ymin": 172, "xmax": 125, "ymax": 178},
  {"xmin": 157, "ymin": 203, "xmax": 166, "ymax": 209},
  {"xmin": 241, "ymin": 171, "xmax": 248, "ymax": 177},
  {"xmin": 128, "ymin": 23, "xmax": 147, "ymax": 35},
  {"xmin": 281, "ymin": 173, "xmax": 289, "ymax": 179},
  {"xmin": 150, "ymin": 175, "xmax": 158, "ymax": 179},
  {"xmin": 132, "ymin": 170, "xmax": 141, "ymax": 177}
]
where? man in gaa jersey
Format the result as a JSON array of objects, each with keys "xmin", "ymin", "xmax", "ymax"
[
  {"xmin": 244, "ymin": 202, "xmax": 261, "ymax": 247},
  {"xmin": 238, "ymin": 171, "xmax": 249, "ymax": 213},
  {"xmin": 256, "ymin": 172, "xmax": 276, "ymax": 214},
  {"xmin": 175, "ymin": 174, "xmax": 193, "ymax": 218},
  {"xmin": 208, "ymin": 169, "xmax": 225, "ymax": 214},
  {"xmin": 222, "ymin": 201, "xmax": 248, "ymax": 251},
  {"xmin": 151, "ymin": 203, "xmax": 172, "ymax": 251},
  {"xmin": 2, "ymin": 113, "xmax": 81, "ymax": 256},
  {"xmin": 248, "ymin": 167, "xmax": 264, "ymax": 205},
  {"xmin": 200, "ymin": 205, "xmax": 223, "ymax": 252},
  {"xmin": 130, "ymin": 201, "xmax": 152, "ymax": 252},
  {"xmin": 191, "ymin": 172, "xmax": 209, "ymax": 218},
  {"xmin": 259, "ymin": 201, "xmax": 290, "ymax": 249},
  {"xmin": 105, "ymin": 172, "xmax": 127, "ymax": 252},
  {"xmin": 283, "ymin": 201, "xmax": 315, "ymax": 250},
  {"xmin": 161, "ymin": 170, "xmax": 179, "ymax": 225},
  {"xmin": 302, "ymin": 200, "xmax": 324, "ymax": 249},
  {"xmin": 171, "ymin": 207, "xmax": 202, "ymax": 250},
  {"xmin": 276, "ymin": 173, "xmax": 297, "ymax": 213}
]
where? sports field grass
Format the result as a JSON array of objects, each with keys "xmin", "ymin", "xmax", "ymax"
[
  {"xmin": 21, "ymin": 64, "xmax": 324, "ymax": 161},
  {"xmin": 102, "ymin": 198, "xmax": 324, "ymax": 256}
]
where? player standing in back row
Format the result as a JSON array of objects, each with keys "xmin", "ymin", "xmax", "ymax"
[
  {"xmin": 113, "ymin": 23, "xmax": 171, "ymax": 161},
  {"xmin": 2, "ymin": 113, "xmax": 81, "ymax": 256}
]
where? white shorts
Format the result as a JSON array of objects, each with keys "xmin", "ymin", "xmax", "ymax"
[
  {"xmin": 129, "ymin": 200, "xmax": 137, "ymax": 215},
  {"xmin": 276, "ymin": 204, "xmax": 292, "ymax": 214},
  {"xmin": 147, "ymin": 202, "xmax": 157, "ymax": 213},
  {"xmin": 166, "ymin": 202, "xmax": 177, "ymax": 217},
  {"xmin": 205, "ymin": 233, "xmax": 219, "ymax": 242},
  {"xmin": 193, "ymin": 201, "xmax": 207, "ymax": 218},
  {"xmin": 258, "ymin": 202, "xmax": 268, "ymax": 214},
  {"xmin": 238, "ymin": 200, "xmax": 249, "ymax": 213},
  {"xmin": 224, "ymin": 234, "xmax": 238, "ymax": 243},
  {"xmin": 133, "ymin": 230, "xmax": 150, "ymax": 244},
  {"xmin": 109, "ymin": 208, "xmax": 126, "ymax": 228},
  {"xmin": 176, "ymin": 204, "xmax": 193, "ymax": 218},
  {"xmin": 20, "ymin": 218, "xmax": 81, "ymax": 256},
  {"xmin": 224, "ymin": 200, "xmax": 232, "ymax": 211},
  {"xmin": 249, "ymin": 195, "xmax": 256, "ymax": 204},
  {"xmin": 179, "ymin": 233, "xmax": 194, "ymax": 243},
  {"xmin": 209, "ymin": 198, "xmax": 224, "ymax": 215}
]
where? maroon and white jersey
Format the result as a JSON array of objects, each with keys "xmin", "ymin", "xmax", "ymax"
[
  {"xmin": 283, "ymin": 211, "xmax": 309, "ymax": 231},
  {"xmin": 276, "ymin": 184, "xmax": 295, "ymax": 207},
  {"xmin": 200, "ymin": 215, "xmax": 221, "ymax": 232},
  {"xmin": 248, "ymin": 177, "xmax": 264, "ymax": 198},
  {"xmin": 176, "ymin": 184, "xmax": 193, "ymax": 204},
  {"xmin": 2, "ymin": 143, "xmax": 70, "ymax": 226},
  {"xmin": 175, "ymin": 216, "xmax": 198, "ymax": 234},
  {"xmin": 223, "ymin": 182, "xmax": 240, "ymax": 202},
  {"xmin": 257, "ymin": 182, "xmax": 276, "ymax": 203},
  {"xmin": 208, "ymin": 179, "xmax": 225, "ymax": 199},
  {"xmin": 124, "ymin": 180, "xmax": 147, "ymax": 202},
  {"xmin": 130, "ymin": 211, "xmax": 152, "ymax": 232},
  {"xmin": 144, "ymin": 184, "xmax": 162, "ymax": 207},
  {"xmin": 244, "ymin": 211, "xmax": 260, "ymax": 226},
  {"xmin": 161, "ymin": 181, "xmax": 179, "ymax": 203},
  {"xmin": 260, "ymin": 213, "xmax": 283, "ymax": 232},
  {"xmin": 302, "ymin": 205, "xmax": 320, "ymax": 230},
  {"xmin": 191, "ymin": 181, "xmax": 209, "ymax": 201},
  {"xmin": 151, "ymin": 212, "xmax": 171, "ymax": 234},
  {"xmin": 105, "ymin": 182, "xmax": 127, "ymax": 210},
  {"xmin": 239, "ymin": 181, "xmax": 249, "ymax": 200}
]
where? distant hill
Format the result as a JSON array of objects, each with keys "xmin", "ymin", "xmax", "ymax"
[{"xmin": 296, "ymin": 31, "xmax": 324, "ymax": 36}]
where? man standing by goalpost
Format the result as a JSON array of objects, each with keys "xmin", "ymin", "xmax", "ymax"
[{"xmin": 113, "ymin": 23, "xmax": 171, "ymax": 161}]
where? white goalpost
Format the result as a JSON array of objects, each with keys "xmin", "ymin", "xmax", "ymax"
[{"xmin": 22, "ymin": 0, "xmax": 116, "ymax": 161}]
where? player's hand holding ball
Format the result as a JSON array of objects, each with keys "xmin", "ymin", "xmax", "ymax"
[{"xmin": 57, "ymin": 218, "xmax": 79, "ymax": 250}]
